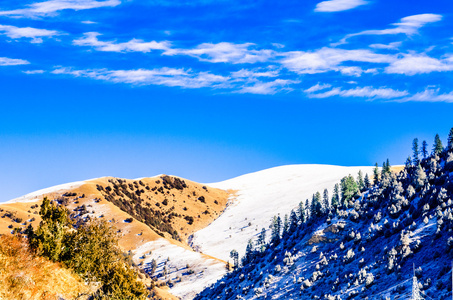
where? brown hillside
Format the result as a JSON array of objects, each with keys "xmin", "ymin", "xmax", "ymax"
[{"xmin": 0, "ymin": 235, "xmax": 92, "ymax": 300}]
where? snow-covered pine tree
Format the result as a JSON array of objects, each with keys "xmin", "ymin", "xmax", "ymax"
[
  {"xmin": 322, "ymin": 189, "xmax": 329, "ymax": 213},
  {"xmin": 373, "ymin": 163, "xmax": 380, "ymax": 185}
]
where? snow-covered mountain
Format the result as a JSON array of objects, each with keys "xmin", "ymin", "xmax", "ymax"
[
  {"xmin": 195, "ymin": 154, "xmax": 453, "ymax": 299},
  {"xmin": 194, "ymin": 165, "xmax": 374, "ymax": 262}
]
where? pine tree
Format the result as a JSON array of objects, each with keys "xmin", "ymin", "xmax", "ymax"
[
  {"xmin": 386, "ymin": 158, "xmax": 391, "ymax": 173},
  {"xmin": 331, "ymin": 184, "xmax": 340, "ymax": 209},
  {"xmin": 412, "ymin": 138, "xmax": 419, "ymax": 165},
  {"xmin": 357, "ymin": 170, "xmax": 364, "ymax": 191},
  {"xmin": 433, "ymin": 133, "xmax": 443, "ymax": 155},
  {"xmin": 341, "ymin": 175, "xmax": 359, "ymax": 207},
  {"xmin": 297, "ymin": 201, "xmax": 305, "ymax": 224},
  {"xmin": 322, "ymin": 189, "xmax": 329, "ymax": 213},
  {"xmin": 364, "ymin": 174, "xmax": 370, "ymax": 189},
  {"xmin": 258, "ymin": 227, "xmax": 266, "ymax": 244},
  {"xmin": 405, "ymin": 156, "xmax": 412, "ymax": 170},
  {"xmin": 421, "ymin": 140, "xmax": 428, "ymax": 159},
  {"xmin": 311, "ymin": 192, "xmax": 322, "ymax": 217},
  {"xmin": 283, "ymin": 214, "xmax": 289, "ymax": 235},
  {"xmin": 289, "ymin": 210, "xmax": 298, "ymax": 233},
  {"xmin": 242, "ymin": 239, "xmax": 254, "ymax": 265},
  {"xmin": 373, "ymin": 163, "xmax": 380, "ymax": 185},
  {"xmin": 448, "ymin": 127, "xmax": 453, "ymax": 150}
]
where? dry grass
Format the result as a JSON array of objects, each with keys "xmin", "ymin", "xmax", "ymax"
[{"xmin": 0, "ymin": 235, "xmax": 92, "ymax": 300}]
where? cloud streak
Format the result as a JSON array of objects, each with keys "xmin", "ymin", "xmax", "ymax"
[
  {"xmin": 73, "ymin": 32, "xmax": 170, "ymax": 52},
  {"xmin": 315, "ymin": 0, "xmax": 368, "ymax": 12},
  {"xmin": 337, "ymin": 14, "xmax": 442, "ymax": 45},
  {"xmin": 51, "ymin": 66, "xmax": 230, "ymax": 88},
  {"xmin": 0, "ymin": 57, "xmax": 30, "ymax": 66},
  {"xmin": 0, "ymin": 24, "xmax": 60, "ymax": 43},
  {"xmin": 305, "ymin": 85, "xmax": 408, "ymax": 99},
  {"xmin": 0, "ymin": 0, "xmax": 121, "ymax": 18}
]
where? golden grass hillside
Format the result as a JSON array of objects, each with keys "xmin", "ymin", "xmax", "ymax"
[{"xmin": 0, "ymin": 235, "xmax": 92, "ymax": 300}]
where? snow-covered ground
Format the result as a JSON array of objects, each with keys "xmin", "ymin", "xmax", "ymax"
[
  {"xmin": 6, "ymin": 180, "xmax": 86, "ymax": 203},
  {"xmin": 193, "ymin": 164, "xmax": 374, "ymax": 262},
  {"xmin": 133, "ymin": 239, "xmax": 226, "ymax": 299}
]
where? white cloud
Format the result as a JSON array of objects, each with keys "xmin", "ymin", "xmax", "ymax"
[
  {"xmin": 23, "ymin": 69, "xmax": 45, "ymax": 74},
  {"xmin": 281, "ymin": 47, "xmax": 395, "ymax": 74},
  {"xmin": 369, "ymin": 42, "xmax": 402, "ymax": 50},
  {"xmin": 165, "ymin": 42, "xmax": 275, "ymax": 64},
  {"xmin": 73, "ymin": 32, "xmax": 171, "ymax": 52},
  {"xmin": 0, "ymin": 0, "xmax": 121, "ymax": 18},
  {"xmin": 306, "ymin": 86, "xmax": 408, "ymax": 99},
  {"xmin": 81, "ymin": 20, "xmax": 97, "ymax": 24},
  {"xmin": 315, "ymin": 0, "xmax": 368, "ymax": 12},
  {"xmin": 0, "ymin": 24, "xmax": 60, "ymax": 43},
  {"xmin": 337, "ymin": 14, "xmax": 442, "ymax": 44},
  {"xmin": 304, "ymin": 83, "xmax": 332, "ymax": 93},
  {"xmin": 230, "ymin": 68, "xmax": 279, "ymax": 78},
  {"xmin": 0, "ymin": 57, "xmax": 30, "ymax": 66},
  {"xmin": 385, "ymin": 53, "xmax": 453, "ymax": 75},
  {"xmin": 398, "ymin": 88, "xmax": 453, "ymax": 103},
  {"xmin": 51, "ymin": 66, "xmax": 230, "ymax": 88},
  {"xmin": 238, "ymin": 79, "xmax": 298, "ymax": 95}
]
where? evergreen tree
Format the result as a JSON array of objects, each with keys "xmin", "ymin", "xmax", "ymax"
[
  {"xmin": 422, "ymin": 140, "xmax": 428, "ymax": 159},
  {"xmin": 242, "ymin": 239, "xmax": 254, "ymax": 265},
  {"xmin": 412, "ymin": 138, "xmax": 419, "ymax": 165},
  {"xmin": 289, "ymin": 210, "xmax": 298, "ymax": 233},
  {"xmin": 364, "ymin": 174, "xmax": 370, "ymax": 189},
  {"xmin": 297, "ymin": 202, "xmax": 305, "ymax": 224},
  {"xmin": 433, "ymin": 134, "xmax": 444, "ymax": 155},
  {"xmin": 405, "ymin": 156, "xmax": 412, "ymax": 170},
  {"xmin": 322, "ymin": 189, "xmax": 329, "ymax": 213},
  {"xmin": 331, "ymin": 184, "xmax": 340, "ymax": 209},
  {"xmin": 357, "ymin": 170, "xmax": 364, "ymax": 191},
  {"xmin": 258, "ymin": 227, "xmax": 266, "ymax": 246},
  {"xmin": 341, "ymin": 175, "xmax": 359, "ymax": 207},
  {"xmin": 448, "ymin": 127, "xmax": 453, "ymax": 150},
  {"xmin": 311, "ymin": 192, "xmax": 322, "ymax": 217},
  {"xmin": 373, "ymin": 163, "xmax": 380, "ymax": 185},
  {"xmin": 271, "ymin": 216, "xmax": 282, "ymax": 244},
  {"xmin": 386, "ymin": 158, "xmax": 391, "ymax": 173},
  {"xmin": 283, "ymin": 214, "xmax": 289, "ymax": 235}
]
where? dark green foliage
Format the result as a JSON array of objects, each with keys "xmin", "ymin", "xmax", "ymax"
[
  {"xmin": 322, "ymin": 189, "xmax": 329, "ymax": 213},
  {"xmin": 422, "ymin": 140, "xmax": 428, "ymax": 159},
  {"xmin": 331, "ymin": 184, "xmax": 340, "ymax": 209},
  {"xmin": 364, "ymin": 173, "xmax": 371, "ymax": 189},
  {"xmin": 27, "ymin": 197, "xmax": 147, "ymax": 299},
  {"xmin": 340, "ymin": 175, "xmax": 358, "ymax": 207},
  {"xmin": 311, "ymin": 192, "xmax": 322, "ymax": 217},
  {"xmin": 412, "ymin": 138, "xmax": 419, "ymax": 165},
  {"xmin": 446, "ymin": 127, "xmax": 453, "ymax": 150},
  {"xmin": 373, "ymin": 163, "xmax": 379, "ymax": 185},
  {"xmin": 433, "ymin": 134, "xmax": 444, "ymax": 155}
]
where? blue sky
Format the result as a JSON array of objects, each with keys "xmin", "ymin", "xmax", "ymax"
[{"xmin": 0, "ymin": 0, "xmax": 452, "ymax": 201}]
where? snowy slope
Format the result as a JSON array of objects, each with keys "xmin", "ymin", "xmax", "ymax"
[
  {"xmin": 192, "ymin": 165, "xmax": 374, "ymax": 262},
  {"xmin": 6, "ymin": 180, "xmax": 86, "ymax": 203}
]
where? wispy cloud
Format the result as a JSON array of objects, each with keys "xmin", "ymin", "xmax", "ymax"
[
  {"xmin": 369, "ymin": 42, "xmax": 402, "ymax": 50},
  {"xmin": 385, "ymin": 53, "xmax": 453, "ymax": 75},
  {"xmin": 51, "ymin": 66, "xmax": 230, "ymax": 88},
  {"xmin": 398, "ymin": 88, "xmax": 453, "ymax": 103},
  {"xmin": 0, "ymin": 24, "xmax": 60, "ymax": 43},
  {"xmin": 337, "ymin": 14, "xmax": 442, "ymax": 45},
  {"xmin": 230, "ymin": 68, "xmax": 279, "ymax": 78},
  {"xmin": 0, "ymin": 57, "xmax": 30, "ymax": 66},
  {"xmin": 23, "ymin": 69, "xmax": 45, "ymax": 74},
  {"xmin": 238, "ymin": 79, "xmax": 298, "ymax": 95},
  {"xmin": 305, "ymin": 85, "xmax": 408, "ymax": 99},
  {"xmin": 73, "ymin": 32, "xmax": 170, "ymax": 52},
  {"xmin": 315, "ymin": 0, "xmax": 368, "ymax": 12},
  {"xmin": 304, "ymin": 83, "xmax": 332, "ymax": 93},
  {"xmin": 0, "ymin": 0, "xmax": 121, "ymax": 18},
  {"xmin": 165, "ymin": 42, "xmax": 275, "ymax": 64},
  {"xmin": 281, "ymin": 47, "xmax": 394, "ymax": 74}
]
